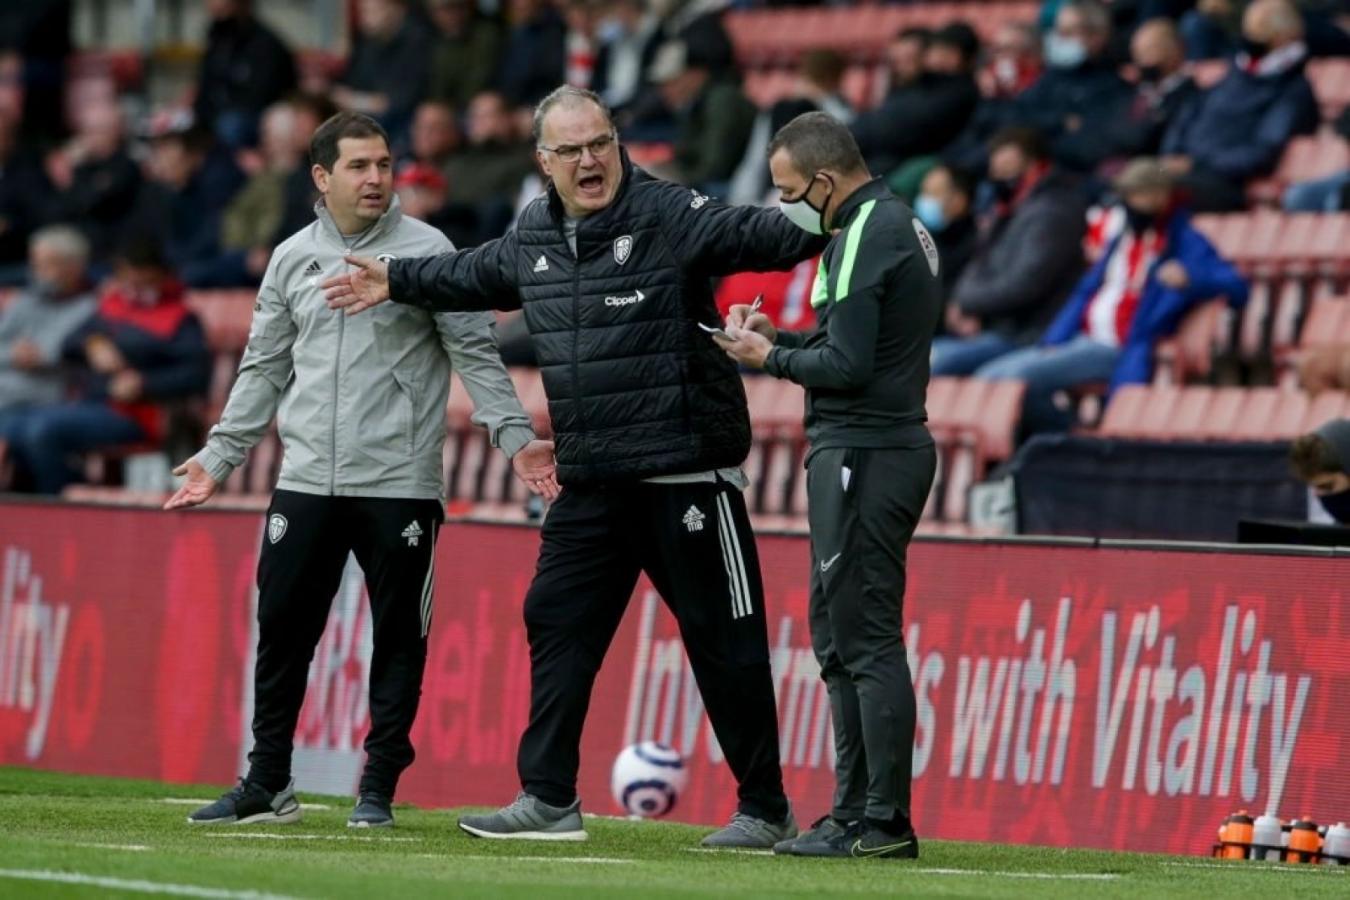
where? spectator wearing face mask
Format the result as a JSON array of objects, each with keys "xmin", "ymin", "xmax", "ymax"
[
  {"xmin": 932, "ymin": 127, "xmax": 1086, "ymax": 376},
  {"xmin": 1010, "ymin": 0, "xmax": 1133, "ymax": 173},
  {"xmin": 5, "ymin": 236, "xmax": 209, "ymax": 494},
  {"xmin": 977, "ymin": 158, "xmax": 1247, "ymax": 436},
  {"xmin": 913, "ymin": 163, "xmax": 977, "ymax": 308},
  {"xmin": 851, "ymin": 23, "xmax": 982, "ymax": 177},
  {"xmin": 944, "ymin": 21, "xmax": 1043, "ymax": 174},
  {"xmin": 1290, "ymin": 420, "xmax": 1350, "ymax": 525},
  {"xmin": 0, "ymin": 227, "xmax": 96, "ymax": 429},
  {"xmin": 1089, "ymin": 17, "xmax": 1199, "ymax": 174},
  {"xmin": 1162, "ymin": 0, "xmax": 1319, "ymax": 211}
]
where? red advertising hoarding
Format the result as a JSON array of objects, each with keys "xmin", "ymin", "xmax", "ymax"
[{"xmin": 1, "ymin": 501, "xmax": 1347, "ymax": 855}]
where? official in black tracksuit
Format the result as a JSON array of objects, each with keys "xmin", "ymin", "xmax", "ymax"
[
  {"xmin": 324, "ymin": 86, "xmax": 826, "ymax": 847},
  {"xmin": 719, "ymin": 112, "xmax": 941, "ymax": 859}
]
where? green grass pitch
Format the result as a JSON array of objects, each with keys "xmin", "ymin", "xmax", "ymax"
[{"xmin": 1, "ymin": 768, "xmax": 1347, "ymax": 898}]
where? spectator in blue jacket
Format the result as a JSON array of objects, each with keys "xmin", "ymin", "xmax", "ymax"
[
  {"xmin": 5, "ymin": 237, "xmax": 210, "ymax": 493},
  {"xmin": 977, "ymin": 158, "xmax": 1247, "ymax": 435},
  {"xmin": 1161, "ymin": 0, "xmax": 1320, "ymax": 211}
]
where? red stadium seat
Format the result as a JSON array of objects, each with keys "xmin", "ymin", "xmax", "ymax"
[
  {"xmin": 1098, "ymin": 383, "xmax": 1152, "ymax": 438},
  {"xmin": 1200, "ymin": 387, "xmax": 1249, "ymax": 440},
  {"xmin": 1308, "ymin": 58, "xmax": 1350, "ymax": 120},
  {"xmin": 1301, "ymin": 390, "xmax": 1349, "ymax": 433},
  {"xmin": 1153, "ymin": 298, "xmax": 1229, "ymax": 385}
]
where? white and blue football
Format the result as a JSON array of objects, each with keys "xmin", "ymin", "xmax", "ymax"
[{"xmin": 610, "ymin": 742, "xmax": 689, "ymax": 818}]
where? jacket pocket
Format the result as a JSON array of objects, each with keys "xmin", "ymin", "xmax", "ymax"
[{"xmin": 391, "ymin": 371, "xmax": 416, "ymax": 459}]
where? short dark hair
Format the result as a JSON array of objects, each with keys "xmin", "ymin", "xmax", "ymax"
[
  {"xmin": 767, "ymin": 111, "xmax": 867, "ymax": 178},
  {"xmin": 988, "ymin": 125, "xmax": 1050, "ymax": 162},
  {"xmin": 932, "ymin": 21, "xmax": 981, "ymax": 66},
  {"xmin": 1291, "ymin": 433, "xmax": 1345, "ymax": 481},
  {"xmin": 309, "ymin": 112, "xmax": 390, "ymax": 172},
  {"xmin": 115, "ymin": 234, "xmax": 170, "ymax": 272},
  {"xmin": 931, "ymin": 163, "xmax": 978, "ymax": 200}
]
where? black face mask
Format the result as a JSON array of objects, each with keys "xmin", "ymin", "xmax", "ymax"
[
  {"xmin": 1137, "ymin": 64, "xmax": 1164, "ymax": 84},
  {"xmin": 1319, "ymin": 489, "xmax": 1350, "ymax": 523},
  {"xmin": 1241, "ymin": 37, "xmax": 1271, "ymax": 60},
  {"xmin": 991, "ymin": 176, "xmax": 1019, "ymax": 202},
  {"xmin": 1123, "ymin": 203, "xmax": 1160, "ymax": 233}
]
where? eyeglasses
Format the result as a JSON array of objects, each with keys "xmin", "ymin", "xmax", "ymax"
[{"xmin": 538, "ymin": 133, "xmax": 617, "ymax": 164}]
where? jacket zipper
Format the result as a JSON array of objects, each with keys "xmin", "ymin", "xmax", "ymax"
[
  {"xmin": 563, "ymin": 221, "xmax": 590, "ymax": 467},
  {"xmin": 332, "ymin": 245, "xmax": 350, "ymax": 493}
]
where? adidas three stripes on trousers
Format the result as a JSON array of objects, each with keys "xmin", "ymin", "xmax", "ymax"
[{"xmin": 516, "ymin": 479, "xmax": 790, "ymax": 824}]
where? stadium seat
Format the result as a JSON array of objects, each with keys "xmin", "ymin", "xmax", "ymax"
[
  {"xmin": 1153, "ymin": 298, "xmax": 1229, "ymax": 385},
  {"xmin": 1097, "ymin": 383, "xmax": 1151, "ymax": 438},
  {"xmin": 1249, "ymin": 130, "xmax": 1350, "ymax": 205},
  {"xmin": 1301, "ymin": 390, "xmax": 1349, "ymax": 433},
  {"xmin": 1308, "ymin": 58, "xmax": 1350, "ymax": 120}
]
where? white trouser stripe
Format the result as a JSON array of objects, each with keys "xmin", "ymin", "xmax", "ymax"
[
  {"xmin": 715, "ymin": 496, "xmax": 745, "ymax": 619},
  {"xmin": 419, "ymin": 525, "xmax": 437, "ymax": 637},
  {"xmin": 717, "ymin": 493, "xmax": 752, "ymax": 619}
]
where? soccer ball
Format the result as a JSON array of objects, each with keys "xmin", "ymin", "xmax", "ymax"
[{"xmin": 610, "ymin": 742, "xmax": 688, "ymax": 818}]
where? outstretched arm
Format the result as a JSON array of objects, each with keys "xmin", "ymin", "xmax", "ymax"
[{"xmin": 325, "ymin": 231, "xmax": 522, "ymax": 315}]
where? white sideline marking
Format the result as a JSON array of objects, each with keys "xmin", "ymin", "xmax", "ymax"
[
  {"xmin": 1163, "ymin": 861, "xmax": 1347, "ymax": 873},
  {"xmin": 422, "ymin": 854, "xmax": 634, "ymax": 865},
  {"xmin": 72, "ymin": 842, "xmax": 152, "ymax": 851},
  {"xmin": 0, "ymin": 868, "xmax": 300, "ymax": 899},
  {"xmin": 684, "ymin": 848, "xmax": 773, "ymax": 856},
  {"xmin": 916, "ymin": 868, "xmax": 1120, "ymax": 881},
  {"xmin": 202, "ymin": 833, "xmax": 417, "ymax": 843},
  {"xmin": 160, "ymin": 798, "xmax": 331, "ymax": 811}
]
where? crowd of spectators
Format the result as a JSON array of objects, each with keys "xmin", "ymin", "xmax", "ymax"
[{"xmin": 0, "ymin": 0, "xmax": 1347, "ymax": 492}]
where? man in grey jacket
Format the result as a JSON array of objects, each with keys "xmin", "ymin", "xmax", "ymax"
[
  {"xmin": 0, "ymin": 226, "xmax": 97, "ymax": 419},
  {"xmin": 165, "ymin": 112, "xmax": 558, "ymax": 829}
]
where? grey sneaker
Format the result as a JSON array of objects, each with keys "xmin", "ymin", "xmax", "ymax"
[
  {"xmin": 774, "ymin": 814, "xmax": 851, "ymax": 855},
  {"xmin": 187, "ymin": 778, "xmax": 301, "ymax": 826},
  {"xmin": 701, "ymin": 809, "xmax": 797, "ymax": 849},
  {"xmin": 457, "ymin": 792, "xmax": 587, "ymax": 841},
  {"xmin": 348, "ymin": 793, "xmax": 394, "ymax": 828}
]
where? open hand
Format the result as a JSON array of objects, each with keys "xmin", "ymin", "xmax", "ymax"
[
  {"xmin": 512, "ymin": 439, "xmax": 561, "ymax": 501},
  {"xmin": 163, "ymin": 458, "xmax": 220, "ymax": 510},
  {"xmin": 323, "ymin": 255, "xmax": 391, "ymax": 314},
  {"xmin": 1156, "ymin": 260, "xmax": 1190, "ymax": 289},
  {"xmin": 714, "ymin": 326, "xmax": 774, "ymax": 369}
]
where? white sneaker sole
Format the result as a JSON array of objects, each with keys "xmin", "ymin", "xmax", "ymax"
[
  {"xmin": 347, "ymin": 819, "xmax": 395, "ymax": 829},
  {"xmin": 458, "ymin": 822, "xmax": 588, "ymax": 842},
  {"xmin": 186, "ymin": 807, "xmax": 303, "ymax": 826}
]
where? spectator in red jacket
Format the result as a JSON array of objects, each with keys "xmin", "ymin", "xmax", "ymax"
[{"xmin": 5, "ymin": 237, "xmax": 210, "ymax": 494}]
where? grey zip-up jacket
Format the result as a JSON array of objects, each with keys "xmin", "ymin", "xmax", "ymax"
[{"xmin": 193, "ymin": 197, "xmax": 535, "ymax": 499}]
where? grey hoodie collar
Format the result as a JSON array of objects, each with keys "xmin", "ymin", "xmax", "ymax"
[
  {"xmin": 314, "ymin": 194, "xmax": 404, "ymax": 249},
  {"xmin": 1315, "ymin": 418, "xmax": 1350, "ymax": 471}
]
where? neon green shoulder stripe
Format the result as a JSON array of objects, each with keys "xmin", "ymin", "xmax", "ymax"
[
  {"xmin": 833, "ymin": 199, "xmax": 876, "ymax": 302},
  {"xmin": 809, "ymin": 257, "xmax": 830, "ymax": 308}
]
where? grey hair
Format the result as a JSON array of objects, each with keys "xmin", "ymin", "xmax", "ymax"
[
  {"xmin": 1065, "ymin": 0, "xmax": 1111, "ymax": 34},
  {"xmin": 531, "ymin": 85, "xmax": 614, "ymax": 146},
  {"xmin": 766, "ymin": 111, "xmax": 867, "ymax": 178},
  {"xmin": 30, "ymin": 225, "xmax": 90, "ymax": 265}
]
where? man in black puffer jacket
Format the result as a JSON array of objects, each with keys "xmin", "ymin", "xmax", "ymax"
[{"xmin": 325, "ymin": 85, "xmax": 825, "ymax": 848}]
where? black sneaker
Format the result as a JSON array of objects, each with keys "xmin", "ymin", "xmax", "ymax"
[
  {"xmin": 348, "ymin": 793, "xmax": 394, "ymax": 828},
  {"xmin": 774, "ymin": 814, "xmax": 853, "ymax": 855},
  {"xmin": 792, "ymin": 820, "xmax": 920, "ymax": 859},
  {"xmin": 187, "ymin": 778, "xmax": 301, "ymax": 826}
]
